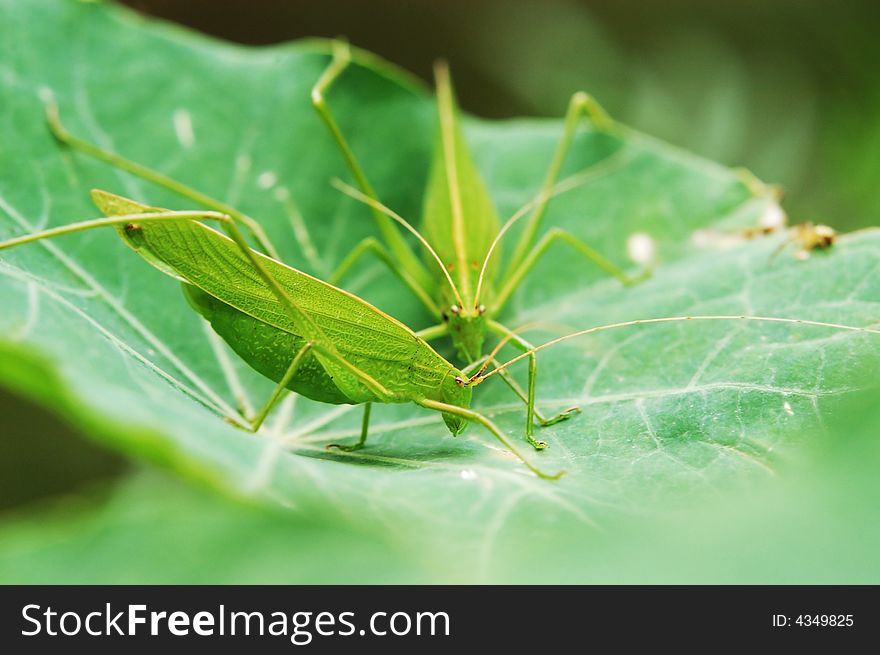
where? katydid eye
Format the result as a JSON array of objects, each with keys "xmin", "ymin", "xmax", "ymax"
[
  {"xmin": 450, "ymin": 304, "xmax": 460, "ymax": 315},
  {"xmin": 477, "ymin": 304, "xmax": 486, "ymax": 315}
]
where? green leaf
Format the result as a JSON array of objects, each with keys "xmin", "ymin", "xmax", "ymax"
[
  {"xmin": 3, "ymin": 386, "xmax": 879, "ymax": 583},
  {"xmin": 0, "ymin": 472, "xmax": 430, "ymax": 584},
  {"xmin": 1, "ymin": 0, "xmax": 879, "ymax": 581}
]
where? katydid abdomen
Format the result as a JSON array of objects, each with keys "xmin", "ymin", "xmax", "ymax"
[
  {"xmin": 184, "ymin": 285, "xmax": 350, "ymax": 405},
  {"xmin": 420, "ymin": 62, "xmax": 500, "ymax": 363},
  {"xmin": 183, "ymin": 283, "xmax": 468, "ymax": 413}
]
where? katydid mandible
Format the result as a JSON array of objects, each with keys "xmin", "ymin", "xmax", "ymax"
[{"xmin": 311, "ymin": 41, "xmax": 649, "ymax": 451}]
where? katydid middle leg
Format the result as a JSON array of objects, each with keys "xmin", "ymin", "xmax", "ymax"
[
  {"xmin": 311, "ymin": 40, "xmax": 434, "ymax": 302},
  {"xmin": 242, "ymin": 342, "xmax": 314, "ymax": 432},
  {"xmin": 328, "ymin": 236, "xmax": 440, "ymax": 317},
  {"xmin": 327, "ymin": 402, "xmax": 373, "ymax": 452}
]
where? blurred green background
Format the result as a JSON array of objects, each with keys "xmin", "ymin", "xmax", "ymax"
[
  {"xmin": 119, "ymin": 0, "xmax": 880, "ymax": 227},
  {"xmin": 1, "ymin": 0, "xmax": 878, "ymax": 582}
]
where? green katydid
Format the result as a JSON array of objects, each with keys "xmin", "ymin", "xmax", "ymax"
[
  {"xmin": 4, "ymin": 190, "xmax": 879, "ymax": 483},
  {"xmin": 36, "ymin": 55, "xmax": 640, "ymax": 455},
  {"xmin": 311, "ymin": 40, "xmax": 650, "ymax": 450},
  {"xmin": 6, "ymin": 90, "xmax": 639, "ymax": 478},
  {"xmin": 6, "ymin": 61, "xmax": 874, "ymax": 481},
  {"xmin": 0, "ymin": 184, "xmax": 880, "ymax": 479},
  {"xmin": 0, "ymin": 188, "xmax": 564, "ymax": 479}
]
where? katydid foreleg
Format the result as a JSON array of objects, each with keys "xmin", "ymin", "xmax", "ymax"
[
  {"xmin": 336, "ymin": 179, "xmax": 603, "ymax": 444},
  {"xmin": 418, "ymin": 398, "xmax": 564, "ymax": 480},
  {"xmin": 311, "ymin": 44, "xmax": 567, "ymax": 440},
  {"xmin": 486, "ymin": 320, "xmax": 580, "ymax": 448},
  {"xmin": 38, "ymin": 98, "xmax": 547, "ymax": 466},
  {"xmin": 414, "ymin": 319, "xmax": 574, "ymax": 444},
  {"xmin": 312, "ymin": 46, "xmax": 649, "ymax": 454},
  {"xmin": 108, "ymin": 194, "xmax": 560, "ymax": 479}
]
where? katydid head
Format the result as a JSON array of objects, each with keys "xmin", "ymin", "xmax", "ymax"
[
  {"xmin": 438, "ymin": 369, "xmax": 473, "ymax": 435},
  {"xmin": 444, "ymin": 301, "xmax": 488, "ymax": 362}
]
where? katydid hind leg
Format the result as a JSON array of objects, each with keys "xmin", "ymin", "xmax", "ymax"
[
  {"xmin": 0, "ymin": 205, "xmax": 240, "ymax": 252},
  {"xmin": 311, "ymin": 41, "xmax": 432, "ymax": 294},
  {"xmin": 327, "ymin": 402, "xmax": 373, "ymax": 452},
  {"xmin": 493, "ymin": 90, "xmax": 649, "ymax": 313},
  {"xmin": 0, "ymin": 193, "xmax": 397, "ymax": 420},
  {"xmin": 0, "ymin": 205, "xmax": 320, "ymax": 431},
  {"xmin": 44, "ymin": 102, "xmax": 280, "ymax": 259},
  {"xmin": 244, "ymin": 342, "xmax": 314, "ymax": 432},
  {"xmin": 503, "ymin": 90, "xmax": 615, "ymax": 284}
]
